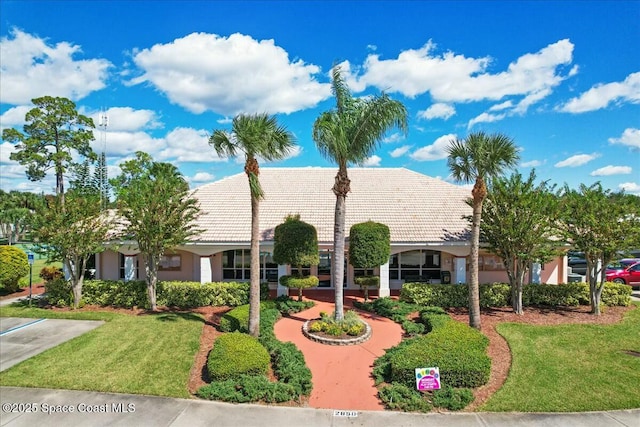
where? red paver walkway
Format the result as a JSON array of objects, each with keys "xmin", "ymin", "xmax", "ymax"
[{"xmin": 273, "ymin": 294, "xmax": 403, "ymax": 411}]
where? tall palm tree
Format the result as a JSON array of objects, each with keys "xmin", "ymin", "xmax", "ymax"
[
  {"xmin": 210, "ymin": 113, "xmax": 295, "ymax": 337},
  {"xmin": 313, "ymin": 66, "xmax": 408, "ymax": 321},
  {"xmin": 446, "ymin": 131, "xmax": 519, "ymax": 330}
]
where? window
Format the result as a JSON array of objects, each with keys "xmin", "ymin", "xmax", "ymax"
[
  {"xmin": 389, "ymin": 250, "xmax": 442, "ymax": 281},
  {"xmin": 159, "ymin": 254, "xmax": 181, "ymax": 271},
  {"xmin": 222, "ymin": 249, "xmax": 279, "ymax": 282}
]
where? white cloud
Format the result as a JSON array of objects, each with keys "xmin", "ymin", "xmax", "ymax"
[
  {"xmin": 559, "ymin": 72, "xmax": 640, "ymax": 113},
  {"xmin": 521, "ymin": 160, "xmax": 543, "ymax": 167},
  {"xmin": 608, "ymin": 128, "xmax": 640, "ymax": 150},
  {"xmin": 0, "ymin": 142, "xmax": 18, "ymax": 164},
  {"xmin": 130, "ymin": 32, "xmax": 330, "ymax": 115},
  {"xmin": 0, "ymin": 29, "xmax": 111, "ymax": 105},
  {"xmin": 83, "ymin": 107, "xmax": 163, "ymax": 132},
  {"xmin": 619, "ymin": 182, "xmax": 640, "ymax": 195},
  {"xmin": 418, "ymin": 103, "xmax": 455, "ymax": 120},
  {"xmin": 590, "ymin": 165, "xmax": 632, "ymax": 176},
  {"xmin": 467, "ymin": 112, "xmax": 506, "ymax": 129},
  {"xmin": 554, "ymin": 153, "xmax": 599, "ymax": 168},
  {"xmin": 410, "ymin": 134, "xmax": 456, "ymax": 161},
  {"xmin": 362, "ymin": 155, "xmax": 381, "ymax": 167},
  {"xmin": 383, "ymin": 132, "xmax": 404, "ymax": 144},
  {"xmin": 189, "ymin": 172, "xmax": 215, "ymax": 183},
  {"xmin": 389, "ymin": 145, "xmax": 412, "ymax": 158},
  {"xmin": 489, "ymin": 101, "xmax": 514, "ymax": 112},
  {"xmin": 157, "ymin": 127, "xmax": 225, "ymax": 163},
  {"xmin": 0, "ymin": 105, "xmax": 32, "ymax": 129},
  {"xmin": 97, "ymin": 130, "xmax": 166, "ymax": 158},
  {"xmin": 344, "ymin": 39, "xmax": 574, "ymax": 109}
]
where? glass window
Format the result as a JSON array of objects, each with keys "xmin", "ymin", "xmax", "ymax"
[
  {"xmin": 159, "ymin": 254, "xmax": 181, "ymax": 271},
  {"xmin": 119, "ymin": 254, "xmax": 139, "ymax": 279},
  {"xmin": 401, "ymin": 250, "xmax": 422, "ymax": 269}
]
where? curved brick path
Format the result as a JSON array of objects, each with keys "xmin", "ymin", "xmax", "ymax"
[{"xmin": 273, "ymin": 295, "xmax": 403, "ymax": 411}]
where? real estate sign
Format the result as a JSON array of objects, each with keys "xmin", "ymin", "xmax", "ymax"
[{"xmin": 415, "ymin": 367, "xmax": 441, "ymax": 391}]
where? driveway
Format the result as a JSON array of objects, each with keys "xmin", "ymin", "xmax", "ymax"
[{"xmin": 0, "ymin": 317, "xmax": 104, "ymax": 372}]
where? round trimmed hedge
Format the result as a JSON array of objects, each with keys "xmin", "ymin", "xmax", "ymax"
[{"xmin": 0, "ymin": 245, "xmax": 29, "ymax": 293}]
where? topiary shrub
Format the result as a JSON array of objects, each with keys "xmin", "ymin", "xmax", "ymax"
[
  {"xmin": 355, "ymin": 275, "xmax": 380, "ymax": 301},
  {"xmin": 279, "ymin": 275, "xmax": 319, "ymax": 301},
  {"xmin": 0, "ymin": 245, "xmax": 29, "ymax": 293},
  {"xmin": 419, "ymin": 307, "xmax": 452, "ymax": 333},
  {"xmin": 206, "ymin": 332, "xmax": 270, "ymax": 381},
  {"xmin": 220, "ymin": 301, "xmax": 278, "ymax": 333},
  {"xmin": 273, "ymin": 295, "xmax": 314, "ymax": 314}
]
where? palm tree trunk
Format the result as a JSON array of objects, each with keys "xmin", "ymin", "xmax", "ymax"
[
  {"xmin": 248, "ymin": 194, "xmax": 261, "ymax": 336},
  {"xmin": 469, "ymin": 179, "xmax": 485, "ymax": 330},
  {"xmin": 332, "ymin": 167, "xmax": 350, "ymax": 322}
]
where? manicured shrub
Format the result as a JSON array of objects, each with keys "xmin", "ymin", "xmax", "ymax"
[
  {"xmin": 219, "ymin": 301, "xmax": 277, "ymax": 333},
  {"xmin": 39, "ymin": 266, "xmax": 63, "ymax": 282},
  {"xmin": 44, "ymin": 278, "xmax": 73, "ymax": 307},
  {"xmin": 378, "ymin": 383, "xmax": 432, "ymax": 412},
  {"xmin": 382, "ymin": 320, "xmax": 490, "ymax": 389},
  {"xmin": 0, "ymin": 245, "xmax": 29, "ymax": 293},
  {"xmin": 197, "ymin": 375, "xmax": 297, "ymax": 403},
  {"xmin": 401, "ymin": 282, "xmax": 629, "ymax": 308},
  {"xmin": 308, "ymin": 310, "xmax": 366, "ymax": 337},
  {"xmin": 206, "ymin": 332, "xmax": 270, "ymax": 381},
  {"xmin": 355, "ymin": 275, "xmax": 380, "ymax": 301},
  {"xmin": 353, "ymin": 296, "xmax": 420, "ymax": 323},
  {"xmin": 278, "ymin": 275, "xmax": 319, "ymax": 301},
  {"xmin": 273, "ymin": 295, "xmax": 314, "ymax": 314},
  {"xmin": 419, "ymin": 307, "xmax": 452, "ymax": 333},
  {"xmin": 432, "ymin": 385, "xmax": 474, "ymax": 410},
  {"xmin": 401, "ymin": 320, "xmax": 425, "ymax": 337}
]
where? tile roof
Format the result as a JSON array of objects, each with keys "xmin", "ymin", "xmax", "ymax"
[{"xmin": 191, "ymin": 167, "xmax": 472, "ymax": 244}]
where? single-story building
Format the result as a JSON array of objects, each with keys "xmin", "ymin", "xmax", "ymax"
[{"xmin": 96, "ymin": 167, "xmax": 568, "ymax": 296}]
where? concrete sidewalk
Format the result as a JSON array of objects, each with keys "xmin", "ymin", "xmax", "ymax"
[{"xmin": 1, "ymin": 387, "xmax": 638, "ymax": 427}]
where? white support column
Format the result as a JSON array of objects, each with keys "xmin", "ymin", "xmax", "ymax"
[
  {"xmin": 124, "ymin": 256, "xmax": 136, "ymax": 282},
  {"xmin": 200, "ymin": 256, "xmax": 212, "ymax": 283},
  {"xmin": 454, "ymin": 257, "xmax": 466, "ymax": 284},
  {"xmin": 379, "ymin": 262, "xmax": 390, "ymax": 297},
  {"xmin": 277, "ymin": 265, "xmax": 288, "ymax": 297}
]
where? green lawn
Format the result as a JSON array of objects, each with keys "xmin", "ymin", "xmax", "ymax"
[
  {"xmin": 0, "ymin": 305, "xmax": 204, "ymax": 398},
  {"xmin": 481, "ymin": 304, "xmax": 640, "ymax": 412}
]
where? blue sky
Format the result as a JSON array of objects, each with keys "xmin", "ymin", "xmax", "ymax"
[{"xmin": 1, "ymin": 1, "xmax": 639, "ymax": 195}]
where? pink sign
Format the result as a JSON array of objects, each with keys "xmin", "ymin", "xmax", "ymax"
[{"xmin": 415, "ymin": 367, "xmax": 441, "ymax": 391}]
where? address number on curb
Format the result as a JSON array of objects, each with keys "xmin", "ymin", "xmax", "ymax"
[{"xmin": 333, "ymin": 410, "xmax": 358, "ymax": 417}]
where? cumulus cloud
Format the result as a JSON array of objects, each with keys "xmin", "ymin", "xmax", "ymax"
[
  {"xmin": 0, "ymin": 141, "xmax": 19, "ymax": 164},
  {"xmin": 342, "ymin": 39, "xmax": 574, "ymax": 108},
  {"xmin": 418, "ymin": 103, "xmax": 455, "ymax": 120},
  {"xmin": 0, "ymin": 29, "xmax": 111, "ymax": 105},
  {"xmin": 619, "ymin": 182, "xmax": 640, "ymax": 195},
  {"xmin": 608, "ymin": 128, "xmax": 640, "ymax": 150},
  {"xmin": 189, "ymin": 172, "xmax": 216, "ymax": 183},
  {"xmin": 157, "ymin": 127, "xmax": 225, "ymax": 163},
  {"xmin": 130, "ymin": 32, "xmax": 330, "ymax": 115},
  {"xmin": 389, "ymin": 145, "xmax": 412, "ymax": 158},
  {"xmin": 410, "ymin": 134, "xmax": 456, "ymax": 161},
  {"xmin": 383, "ymin": 132, "xmax": 405, "ymax": 144},
  {"xmin": 559, "ymin": 72, "xmax": 640, "ymax": 113},
  {"xmin": 590, "ymin": 165, "xmax": 632, "ymax": 176},
  {"xmin": 554, "ymin": 153, "xmax": 599, "ymax": 168},
  {"xmin": 362, "ymin": 155, "xmax": 381, "ymax": 167},
  {"xmin": 0, "ymin": 105, "xmax": 32, "ymax": 129},
  {"xmin": 83, "ymin": 107, "xmax": 163, "ymax": 132}
]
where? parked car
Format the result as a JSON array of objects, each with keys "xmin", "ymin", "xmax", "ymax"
[
  {"xmin": 605, "ymin": 258, "xmax": 640, "ymax": 274},
  {"xmin": 606, "ymin": 262, "xmax": 640, "ymax": 288},
  {"xmin": 568, "ymin": 256, "xmax": 587, "ymax": 276}
]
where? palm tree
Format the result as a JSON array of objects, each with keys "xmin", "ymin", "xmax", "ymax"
[
  {"xmin": 210, "ymin": 113, "xmax": 295, "ymax": 337},
  {"xmin": 446, "ymin": 131, "xmax": 519, "ymax": 330},
  {"xmin": 312, "ymin": 66, "xmax": 408, "ymax": 321}
]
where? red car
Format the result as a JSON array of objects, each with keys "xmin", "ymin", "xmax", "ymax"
[{"xmin": 606, "ymin": 262, "xmax": 640, "ymax": 287}]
